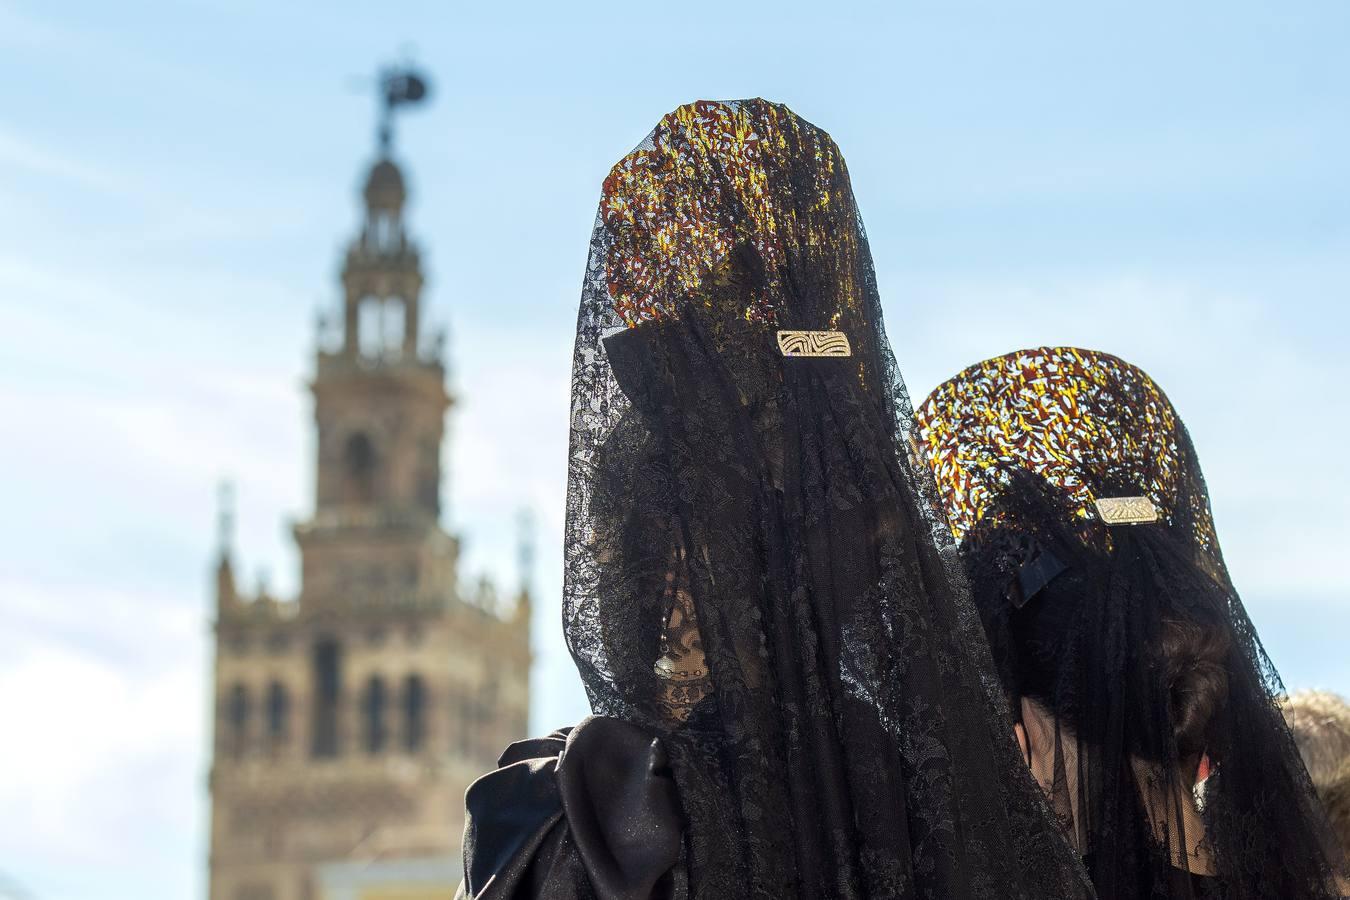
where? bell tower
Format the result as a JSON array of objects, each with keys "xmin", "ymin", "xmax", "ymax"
[
  {"xmin": 299, "ymin": 139, "xmax": 456, "ymax": 613},
  {"xmin": 207, "ymin": 66, "xmax": 530, "ymax": 900}
]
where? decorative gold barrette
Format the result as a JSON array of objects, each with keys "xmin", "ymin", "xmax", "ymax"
[
  {"xmin": 1094, "ymin": 496, "xmax": 1159, "ymax": 526},
  {"xmin": 777, "ymin": 330, "xmax": 851, "ymax": 358}
]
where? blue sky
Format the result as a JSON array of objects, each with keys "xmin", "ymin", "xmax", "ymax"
[{"xmin": 0, "ymin": 1, "xmax": 1347, "ymax": 898}]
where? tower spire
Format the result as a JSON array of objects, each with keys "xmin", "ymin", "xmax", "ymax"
[
  {"xmin": 215, "ymin": 480, "xmax": 238, "ymax": 611},
  {"xmin": 216, "ymin": 481, "xmax": 237, "ymax": 560}
]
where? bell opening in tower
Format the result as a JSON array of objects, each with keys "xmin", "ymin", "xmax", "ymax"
[
  {"xmin": 363, "ymin": 675, "xmax": 388, "ymax": 754},
  {"xmin": 342, "ymin": 432, "xmax": 378, "ymax": 505},
  {"xmin": 355, "ymin": 295, "xmax": 408, "ymax": 361},
  {"xmin": 311, "ymin": 638, "xmax": 342, "ymax": 758}
]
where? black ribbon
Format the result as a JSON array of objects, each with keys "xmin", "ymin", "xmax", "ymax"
[{"xmin": 1014, "ymin": 546, "xmax": 1068, "ymax": 609}]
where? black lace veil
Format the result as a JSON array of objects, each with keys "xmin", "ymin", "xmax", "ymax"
[
  {"xmin": 563, "ymin": 100, "xmax": 1095, "ymax": 899},
  {"xmin": 916, "ymin": 346, "xmax": 1347, "ymax": 899}
]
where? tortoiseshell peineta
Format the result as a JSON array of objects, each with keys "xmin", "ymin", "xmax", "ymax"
[
  {"xmin": 915, "ymin": 346, "xmax": 1221, "ymax": 567},
  {"xmin": 600, "ymin": 99, "xmax": 858, "ymax": 328}
]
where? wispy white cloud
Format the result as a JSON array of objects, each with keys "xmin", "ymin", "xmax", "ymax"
[
  {"xmin": 0, "ymin": 128, "xmax": 132, "ymax": 195},
  {"xmin": 0, "ymin": 580, "xmax": 203, "ymax": 895}
]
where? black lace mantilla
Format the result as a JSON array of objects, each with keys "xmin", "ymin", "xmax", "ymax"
[
  {"xmin": 917, "ymin": 348, "xmax": 1348, "ymax": 898},
  {"xmin": 560, "ymin": 99, "xmax": 1095, "ymax": 899}
]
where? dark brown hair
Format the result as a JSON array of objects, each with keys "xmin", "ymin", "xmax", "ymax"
[{"xmin": 1158, "ymin": 616, "xmax": 1231, "ymax": 765}]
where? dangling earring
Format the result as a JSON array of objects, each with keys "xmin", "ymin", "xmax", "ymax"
[{"xmin": 654, "ymin": 571, "xmax": 679, "ymax": 679}]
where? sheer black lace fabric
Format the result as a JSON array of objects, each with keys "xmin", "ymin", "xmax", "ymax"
[
  {"xmin": 916, "ymin": 348, "xmax": 1348, "ymax": 899},
  {"xmin": 562, "ymin": 100, "xmax": 1095, "ymax": 899}
]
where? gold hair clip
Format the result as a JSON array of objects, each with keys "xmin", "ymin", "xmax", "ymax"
[
  {"xmin": 777, "ymin": 330, "xmax": 851, "ymax": 358},
  {"xmin": 1095, "ymin": 496, "xmax": 1159, "ymax": 526}
]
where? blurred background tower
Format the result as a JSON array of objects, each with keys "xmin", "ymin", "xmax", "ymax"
[{"xmin": 207, "ymin": 67, "xmax": 530, "ymax": 900}]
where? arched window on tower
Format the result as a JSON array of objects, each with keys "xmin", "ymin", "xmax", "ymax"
[
  {"xmin": 356, "ymin": 296, "xmax": 406, "ymax": 360},
  {"xmin": 226, "ymin": 683, "xmax": 250, "ymax": 759},
  {"xmin": 265, "ymin": 681, "xmax": 289, "ymax": 751},
  {"xmin": 342, "ymin": 432, "xmax": 377, "ymax": 505},
  {"xmin": 357, "ymin": 295, "xmax": 383, "ymax": 359},
  {"xmin": 403, "ymin": 674, "xmax": 426, "ymax": 753},
  {"xmin": 363, "ymin": 675, "xmax": 387, "ymax": 754},
  {"xmin": 311, "ymin": 638, "xmax": 342, "ymax": 758}
]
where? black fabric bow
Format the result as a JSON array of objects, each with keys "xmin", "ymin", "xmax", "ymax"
[
  {"xmin": 459, "ymin": 716, "xmax": 684, "ymax": 900},
  {"xmin": 1014, "ymin": 546, "xmax": 1068, "ymax": 609}
]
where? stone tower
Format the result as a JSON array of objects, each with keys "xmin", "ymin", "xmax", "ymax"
[{"xmin": 207, "ymin": 109, "xmax": 530, "ymax": 900}]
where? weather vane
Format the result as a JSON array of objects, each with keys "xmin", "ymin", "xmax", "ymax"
[{"xmin": 376, "ymin": 63, "xmax": 431, "ymax": 154}]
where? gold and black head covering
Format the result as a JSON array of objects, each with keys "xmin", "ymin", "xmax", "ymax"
[
  {"xmin": 563, "ymin": 102, "xmax": 1096, "ymax": 899},
  {"xmin": 916, "ymin": 346, "xmax": 1225, "ymax": 583},
  {"xmin": 915, "ymin": 346, "xmax": 1346, "ymax": 898},
  {"xmin": 600, "ymin": 98, "xmax": 860, "ymax": 328}
]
